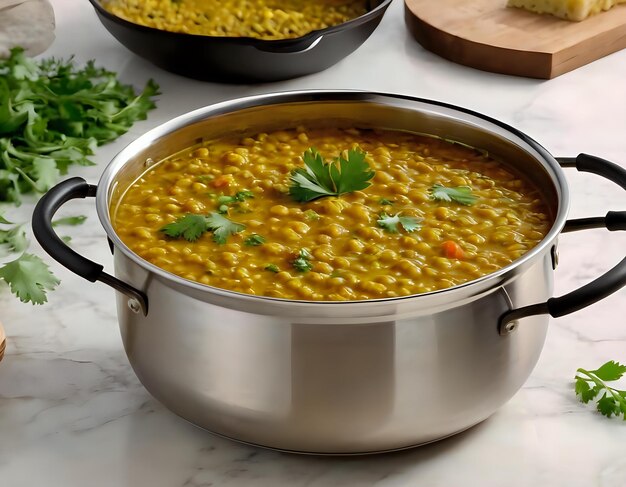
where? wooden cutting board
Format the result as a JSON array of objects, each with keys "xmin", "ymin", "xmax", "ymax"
[{"xmin": 405, "ymin": 0, "xmax": 626, "ymax": 79}]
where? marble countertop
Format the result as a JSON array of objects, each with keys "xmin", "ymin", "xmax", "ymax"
[{"xmin": 2, "ymin": 0, "xmax": 626, "ymax": 485}]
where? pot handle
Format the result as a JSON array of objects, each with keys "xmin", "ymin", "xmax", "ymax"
[
  {"xmin": 498, "ymin": 154, "xmax": 626, "ymax": 335},
  {"xmin": 32, "ymin": 177, "xmax": 148, "ymax": 316}
]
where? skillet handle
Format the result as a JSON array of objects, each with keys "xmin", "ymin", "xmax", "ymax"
[
  {"xmin": 498, "ymin": 154, "xmax": 626, "ymax": 335},
  {"xmin": 32, "ymin": 177, "xmax": 148, "ymax": 316}
]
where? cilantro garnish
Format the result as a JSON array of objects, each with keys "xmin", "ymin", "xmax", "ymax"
[
  {"xmin": 575, "ymin": 360, "xmax": 626, "ymax": 419},
  {"xmin": 0, "ymin": 253, "xmax": 60, "ymax": 304},
  {"xmin": 160, "ymin": 212, "xmax": 246, "ymax": 244},
  {"xmin": 377, "ymin": 213, "xmax": 422, "ymax": 234},
  {"xmin": 217, "ymin": 190, "xmax": 254, "ymax": 213},
  {"xmin": 292, "ymin": 248, "xmax": 313, "ymax": 273},
  {"xmin": 265, "ymin": 264, "xmax": 280, "ymax": 273},
  {"xmin": 430, "ymin": 184, "xmax": 478, "ymax": 206},
  {"xmin": 289, "ymin": 147, "xmax": 374, "ymax": 203},
  {"xmin": 244, "ymin": 234, "xmax": 266, "ymax": 246},
  {"xmin": 379, "ymin": 198, "xmax": 394, "ymax": 206}
]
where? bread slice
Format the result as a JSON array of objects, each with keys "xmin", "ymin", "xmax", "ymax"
[{"xmin": 507, "ymin": 0, "xmax": 626, "ymax": 21}]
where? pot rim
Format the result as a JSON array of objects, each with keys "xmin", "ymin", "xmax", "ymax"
[{"xmin": 96, "ymin": 90, "xmax": 569, "ymax": 307}]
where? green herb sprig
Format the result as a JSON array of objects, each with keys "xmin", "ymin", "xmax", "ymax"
[
  {"xmin": 160, "ymin": 212, "xmax": 246, "ymax": 245},
  {"xmin": 289, "ymin": 147, "xmax": 374, "ymax": 203},
  {"xmin": 575, "ymin": 360, "xmax": 626, "ymax": 419}
]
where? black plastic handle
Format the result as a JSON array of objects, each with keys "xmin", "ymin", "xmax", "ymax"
[
  {"xmin": 499, "ymin": 154, "xmax": 626, "ymax": 334},
  {"xmin": 32, "ymin": 177, "xmax": 148, "ymax": 315}
]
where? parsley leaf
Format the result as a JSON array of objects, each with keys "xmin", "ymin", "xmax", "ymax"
[
  {"xmin": 289, "ymin": 147, "xmax": 374, "ymax": 202},
  {"xmin": 265, "ymin": 264, "xmax": 280, "ymax": 273},
  {"xmin": 292, "ymin": 248, "xmax": 313, "ymax": 273},
  {"xmin": 244, "ymin": 234, "xmax": 266, "ymax": 246},
  {"xmin": 575, "ymin": 360, "xmax": 626, "ymax": 420},
  {"xmin": 0, "ymin": 253, "xmax": 60, "ymax": 304},
  {"xmin": 430, "ymin": 184, "xmax": 478, "ymax": 206},
  {"xmin": 377, "ymin": 213, "xmax": 422, "ymax": 234},
  {"xmin": 52, "ymin": 215, "xmax": 87, "ymax": 227}
]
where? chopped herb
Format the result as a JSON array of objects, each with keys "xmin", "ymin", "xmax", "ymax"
[
  {"xmin": 0, "ymin": 48, "xmax": 159, "ymax": 204},
  {"xmin": 292, "ymin": 248, "xmax": 313, "ymax": 273},
  {"xmin": 377, "ymin": 213, "xmax": 422, "ymax": 234},
  {"xmin": 0, "ymin": 213, "xmax": 12, "ymax": 224},
  {"xmin": 304, "ymin": 209, "xmax": 321, "ymax": 221},
  {"xmin": 196, "ymin": 175, "xmax": 215, "ymax": 183},
  {"xmin": 289, "ymin": 147, "xmax": 374, "ymax": 202},
  {"xmin": 575, "ymin": 360, "xmax": 626, "ymax": 419},
  {"xmin": 430, "ymin": 184, "xmax": 478, "ymax": 206},
  {"xmin": 61, "ymin": 236, "xmax": 72, "ymax": 244},
  {"xmin": 379, "ymin": 198, "xmax": 394, "ymax": 206},
  {"xmin": 160, "ymin": 212, "xmax": 245, "ymax": 244},
  {"xmin": 216, "ymin": 190, "xmax": 254, "ymax": 213},
  {"xmin": 52, "ymin": 215, "xmax": 87, "ymax": 227},
  {"xmin": 265, "ymin": 264, "xmax": 280, "ymax": 273},
  {"xmin": 244, "ymin": 234, "xmax": 266, "ymax": 246}
]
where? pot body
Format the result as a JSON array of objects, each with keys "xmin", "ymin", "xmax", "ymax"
[
  {"xmin": 96, "ymin": 92, "xmax": 569, "ymax": 454},
  {"xmin": 114, "ymin": 249, "xmax": 552, "ymax": 454},
  {"xmin": 88, "ymin": 0, "xmax": 392, "ymax": 82}
]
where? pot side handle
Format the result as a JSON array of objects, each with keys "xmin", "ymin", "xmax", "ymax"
[
  {"xmin": 498, "ymin": 154, "xmax": 626, "ymax": 335},
  {"xmin": 32, "ymin": 177, "xmax": 148, "ymax": 316}
]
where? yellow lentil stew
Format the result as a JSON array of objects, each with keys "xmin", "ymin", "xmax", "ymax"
[
  {"xmin": 101, "ymin": 0, "xmax": 369, "ymax": 40},
  {"xmin": 111, "ymin": 127, "xmax": 552, "ymax": 301}
]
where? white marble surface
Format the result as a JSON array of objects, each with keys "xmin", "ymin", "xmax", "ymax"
[{"xmin": 2, "ymin": 0, "xmax": 626, "ymax": 485}]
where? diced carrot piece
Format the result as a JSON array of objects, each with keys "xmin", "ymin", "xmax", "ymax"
[
  {"xmin": 442, "ymin": 240, "xmax": 464, "ymax": 259},
  {"xmin": 212, "ymin": 175, "xmax": 232, "ymax": 188}
]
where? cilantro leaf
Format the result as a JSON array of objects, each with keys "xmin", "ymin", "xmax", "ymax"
[
  {"xmin": 289, "ymin": 147, "xmax": 374, "ymax": 202},
  {"xmin": 0, "ymin": 253, "xmax": 60, "ymax": 304},
  {"xmin": 575, "ymin": 361, "xmax": 626, "ymax": 420},
  {"xmin": 161, "ymin": 213, "xmax": 246, "ymax": 244},
  {"xmin": 591, "ymin": 360, "xmax": 626, "ymax": 382},
  {"xmin": 0, "ymin": 213, "xmax": 12, "ymax": 224},
  {"xmin": 379, "ymin": 198, "xmax": 394, "ymax": 206},
  {"xmin": 0, "ymin": 223, "xmax": 27, "ymax": 255},
  {"xmin": 161, "ymin": 214, "xmax": 209, "ymax": 242},
  {"xmin": 377, "ymin": 213, "xmax": 422, "ymax": 234},
  {"xmin": 292, "ymin": 248, "xmax": 313, "ymax": 273},
  {"xmin": 244, "ymin": 234, "xmax": 266, "ymax": 246},
  {"xmin": 52, "ymin": 215, "xmax": 87, "ymax": 227},
  {"xmin": 265, "ymin": 264, "xmax": 280, "ymax": 273},
  {"xmin": 205, "ymin": 213, "xmax": 246, "ymax": 245},
  {"xmin": 430, "ymin": 184, "xmax": 478, "ymax": 206}
]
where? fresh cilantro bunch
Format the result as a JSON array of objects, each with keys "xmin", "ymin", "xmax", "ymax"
[
  {"xmin": 0, "ymin": 47, "xmax": 159, "ymax": 204},
  {"xmin": 575, "ymin": 360, "xmax": 626, "ymax": 419}
]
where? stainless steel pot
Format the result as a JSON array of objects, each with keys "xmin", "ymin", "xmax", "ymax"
[{"xmin": 32, "ymin": 92, "xmax": 626, "ymax": 454}]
